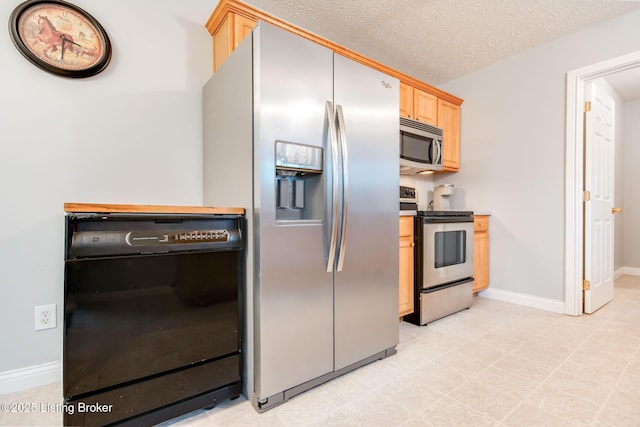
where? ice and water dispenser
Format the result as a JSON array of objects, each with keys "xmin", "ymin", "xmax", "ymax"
[{"xmin": 275, "ymin": 141, "xmax": 323, "ymax": 221}]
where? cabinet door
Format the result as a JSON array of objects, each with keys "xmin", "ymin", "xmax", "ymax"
[
  {"xmin": 213, "ymin": 13, "xmax": 257, "ymax": 72},
  {"xmin": 399, "ymin": 235, "xmax": 414, "ymax": 316},
  {"xmin": 437, "ymin": 98, "xmax": 461, "ymax": 171},
  {"xmin": 213, "ymin": 15, "xmax": 232, "ymax": 72},
  {"xmin": 233, "ymin": 14, "xmax": 256, "ymax": 49},
  {"xmin": 473, "ymin": 216, "xmax": 489, "ymax": 293},
  {"xmin": 399, "ymin": 82, "xmax": 414, "ymax": 118},
  {"xmin": 399, "ymin": 217, "xmax": 414, "ymax": 317},
  {"xmin": 414, "ymin": 89, "xmax": 438, "ymax": 125}
]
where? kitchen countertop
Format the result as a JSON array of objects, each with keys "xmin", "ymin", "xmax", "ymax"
[
  {"xmin": 401, "ymin": 210, "xmax": 491, "ymax": 216},
  {"xmin": 64, "ymin": 203, "xmax": 245, "ymax": 215}
]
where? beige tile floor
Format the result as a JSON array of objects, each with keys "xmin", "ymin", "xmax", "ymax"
[{"xmin": 2, "ymin": 276, "xmax": 639, "ymax": 426}]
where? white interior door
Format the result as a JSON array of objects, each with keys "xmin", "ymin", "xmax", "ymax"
[{"xmin": 583, "ymin": 81, "xmax": 615, "ymax": 314}]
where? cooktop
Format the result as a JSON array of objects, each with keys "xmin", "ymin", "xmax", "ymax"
[{"xmin": 417, "ymin": 210, "xmax": 473, "ymax": 217}]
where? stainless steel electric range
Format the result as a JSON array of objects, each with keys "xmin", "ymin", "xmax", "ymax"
[{"xmin": 400, "ymin": 187, "xmax": 474, "ymax": 325}]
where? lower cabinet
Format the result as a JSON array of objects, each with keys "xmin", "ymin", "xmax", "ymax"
[
  {"xmin": 473, "ymin": 215, "xmax": 490, "ymax": 293},
  {"xmin": 399, "ymin": 216, "xmax": 415, "ymax": 317}
]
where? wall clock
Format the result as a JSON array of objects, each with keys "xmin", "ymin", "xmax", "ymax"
[{"xmin": 8, "ymin": 0, "xmax": 112, "ymax": 78}]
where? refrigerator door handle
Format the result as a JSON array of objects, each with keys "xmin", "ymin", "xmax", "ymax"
[
  {"xmin": 326, "ymin": 100, "xmax": 340, "ymax": 273},
  {"xmin": 336, "ymin": 104, "xmax": 349, "ymax": 272}
]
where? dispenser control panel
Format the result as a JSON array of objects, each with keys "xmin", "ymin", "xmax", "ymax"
[{"xmin": 275, "ymin": 140, "xmax": 323, "ymax": 173}]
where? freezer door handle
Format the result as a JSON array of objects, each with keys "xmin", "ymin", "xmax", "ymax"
[
  {"xmin": 336, "ymin": 104, "xmax": 349, "ymax": 272},
  {"xmin": 326, "ymin": 101, "xmax": 340, "ymax": 273}
]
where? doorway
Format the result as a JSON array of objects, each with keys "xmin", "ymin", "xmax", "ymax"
[{"xmin": 565, "ymin": 50, "xmax": 640, "ymax": 316}]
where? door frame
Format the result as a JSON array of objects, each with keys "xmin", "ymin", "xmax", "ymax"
[{"xmin": 564, "ymin": 50, "xmax": 640, "ymax": 316}]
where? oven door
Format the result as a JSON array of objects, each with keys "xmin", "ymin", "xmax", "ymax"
[{"xmin": 422, "ymin": 221, "xmax": 474, "ymax": 288}]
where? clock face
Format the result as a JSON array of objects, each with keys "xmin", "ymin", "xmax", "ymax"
[{"xmin": 9, "ymin": 0, "xmax": 111, "ymax": 78}]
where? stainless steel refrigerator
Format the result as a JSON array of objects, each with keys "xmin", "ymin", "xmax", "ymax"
[{"xmin": 203, "ymin": 22, "xmax": 399, "ymax": 412}]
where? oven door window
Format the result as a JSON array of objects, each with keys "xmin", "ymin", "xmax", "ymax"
[{"xmin": 434, "ymin": 230, "xmax": 466, "ymax": 268}]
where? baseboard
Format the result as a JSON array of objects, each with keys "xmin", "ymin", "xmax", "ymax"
[
  {"xmin": 0, "ymin": 361, "xmax": 61, "ymax": 396},
  {"xmin": 618, "ymin": 266, "xmax": 640, "ymax": 277},
  {"xmin": 478, "ymin": 288, "xmax": 565, "ymax": 314}
]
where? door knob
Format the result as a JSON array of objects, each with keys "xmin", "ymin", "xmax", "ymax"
[{"xmin": 612, "ymin": 207, "xmax": 622, "ymax": 214}]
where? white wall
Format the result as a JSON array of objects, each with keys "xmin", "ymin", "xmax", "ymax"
[
  {"xmin": 623, "ymin": 99, "xmax": 640, "ymax": 269},
  {"xmin": 400, "ymin": 175, "xmax": 433, "ymax": 210},
  {"xmin": 0, "ymin": 0, "xmax": 216, "ymax": 382},
  {"xmin": 435, "ymin": 10, "xmax": 640, "ymax": 302}
]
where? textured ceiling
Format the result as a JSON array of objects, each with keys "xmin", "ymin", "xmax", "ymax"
[{"xmin": 244, "ymin": 0, "xmax": 640, "ymax": 85}]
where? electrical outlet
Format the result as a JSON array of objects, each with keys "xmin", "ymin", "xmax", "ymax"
[{"xmin": 35, "ymin": 304, "xmax": 56, "ymax": 331}]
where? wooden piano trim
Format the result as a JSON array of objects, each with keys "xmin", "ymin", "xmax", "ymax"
[{"xmin": 64, "ymin": 203, "xmax": 244, "ymax": 215}]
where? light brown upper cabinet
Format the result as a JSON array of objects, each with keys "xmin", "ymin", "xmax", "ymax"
[
  {"xmin": 399, "ymin": 82, "xmax": 414, "ymax": 119},
  {"xmin": 400, "ymin": 83, "xmax": 437, "ymax": 126},
  {"xmin": 211, "ymin": 12, "xmax": 257, "ymax": 72},
  {"xmin": 437, "ymin": 99, "xmax": 461, "ymax": 172},
  {"xmin": 400, "ymin": 83, "xmax": 461, "ymax": 172}
]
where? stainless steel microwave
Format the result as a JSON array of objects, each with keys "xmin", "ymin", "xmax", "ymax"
[{"xmin": 399, "ymin": 117, "xmax": 443, "ymax": 174}]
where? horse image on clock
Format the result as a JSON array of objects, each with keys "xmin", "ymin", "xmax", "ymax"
[
  {"xmin": 32, "ymin": 15, "xmax": 76, "ymax": 60},
  {"xmin": 28, "ymin": 15, "xmax": 95, "ymax": 64}
]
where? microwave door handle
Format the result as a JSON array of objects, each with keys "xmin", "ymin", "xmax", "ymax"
[
  {"xmin": 336, "ymin": 104, "xmax": 349, "ymax": 272},
  {"xmin": 326, "ymin": 101, "xmax": 340, "ymax": 273},
  {"xmin": 434, "ymin": 139, "xmax": 442, "ymax": 165},
  {"xmin": 431, "ymin": 140, "xmax": 437, "ymax": 164}
]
